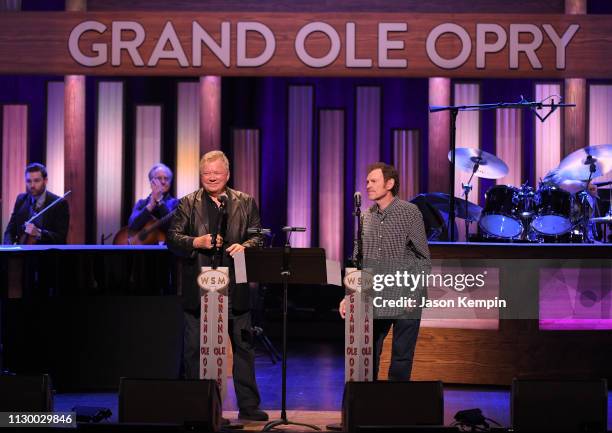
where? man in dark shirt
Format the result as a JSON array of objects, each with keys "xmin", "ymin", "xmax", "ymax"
[
  {"xmin": 3, "ymin": 163, "xmax": 69, "ymax": 245},
  {"xmin": 340, "ymin": 162, "xmax": 431, "ymax": 380},
  {"xmin": 128, "ymin": 163, "xmax": 178, "ymax": 234}
]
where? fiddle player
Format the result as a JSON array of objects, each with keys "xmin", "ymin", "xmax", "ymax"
[{"xmin": 3, "ymin": 163, "xmax": 69, "ymax": 245}]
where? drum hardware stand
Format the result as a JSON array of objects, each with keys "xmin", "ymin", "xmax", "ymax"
[
  {"xmin": 605, "ymin": 188, "xmax": 612, "ymax": 243},
  {"xmin": 430, "ymin": 97, "xmax": 575, "ymax": 243},
  {"xmin": 461, "ymin": 158, "xmax": 480, "ymax": 242},
  {"xmin": 579, "ymin": 156, "xmax": 598, "ymax": 243}
]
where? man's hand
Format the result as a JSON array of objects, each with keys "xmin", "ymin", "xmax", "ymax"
[
  {"xmin": 24, "ymin": 223, "xmax": 42, "ymax": 239},
  {"xmin": 226, "ymin": 243, "xmax": 245, "ymax": 257},
  {"xmin": 193, "ymin": 234, "xmax": 223, "ymax": 249},
  {"xmin": 146, "ymin": 178, "xmax": 164, "ymax": 211},
  {"xmin": 339, "ymin": 298, "xmax": 347, "ymax": 319}
]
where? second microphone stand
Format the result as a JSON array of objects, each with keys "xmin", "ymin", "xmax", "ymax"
[{"xmin": 263, "ymin": 228, "xmax": 320, "ymax": 432}]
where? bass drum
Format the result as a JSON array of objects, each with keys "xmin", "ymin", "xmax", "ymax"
[
  {"xmin": 527, "ymin": 228, "xmax": 585, "ymax": 243},
  {"xmin": 479, "ymin": 185, "xmax": 523, "ymax": 239},
  {"xmin": 531, "ymin": 186, "xmax": 573, "ymax": 236}
]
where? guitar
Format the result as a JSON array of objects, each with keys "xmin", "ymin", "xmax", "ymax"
[{"xmin": 112, "ymin": 210, "xmax": 176, "ymax": 245}]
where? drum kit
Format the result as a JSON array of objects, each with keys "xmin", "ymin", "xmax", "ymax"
[{"xmin": 420, "ymin": 144, "xmax": 612, "ymax": 243}]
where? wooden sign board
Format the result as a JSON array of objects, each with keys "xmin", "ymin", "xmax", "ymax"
[{"xmin": 0, "ymin": 12, "xmax": 611, "ymax": 77}]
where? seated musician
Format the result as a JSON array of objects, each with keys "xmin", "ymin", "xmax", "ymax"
[
  {"xmin": 2, "ymin": 163, "xmax": 69, "ymax": 245},
  {"xmin": 128, "ymin": 163, "xmax": 179, "ymax": 233}
]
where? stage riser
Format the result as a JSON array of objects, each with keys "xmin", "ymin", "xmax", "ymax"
[{"xmin": 4, "ymin": 297, "xmax": 183, "ymax": 391}]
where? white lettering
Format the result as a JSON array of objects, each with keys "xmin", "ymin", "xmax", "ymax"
[
  {"xmin": 148, "ymin": 21, "xmax": 189, "ymax": 67},
  {"xmin": 112, "ymin": 21, "xmax": 145, "ymax": 67},
  {"xmin": 542, "ymin": 24, "xmax": 580, "ymax": 69},
  {"xmin": 426, "ymin": 23, "xmax": 471, "ymax": 69},
  {"xmin": 378, "ymin": 22, "xmax": 407, "ymax": 68},
  {"xmin": 295, "ymin": 22, "xmax": 341, "ymax": 68},
  {"xmin": 346, "ymin": 22, "xmax": 372, "ymax": 68},
  {"xmin": 192, "ymin": 21, "xmax": 231, "ymax": 67},
  {"xmin": 69, "ymin": 21, "xmax": 108, "ymax": 67},
  {"xmin": 476, "ymin": 23, "xmax": 507, "ymax": 69},
  {"xmin": 509, "ymin": 24, "xmax": 543, "ymax": 69},
  {"xmin": 237, "ymin": 22, "xmax": 276, "ymax": 67}
]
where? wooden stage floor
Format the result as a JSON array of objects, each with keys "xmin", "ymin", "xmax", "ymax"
[{"xmin": 224, "ymin": 410, "xmax": 340, "ymax": 431}]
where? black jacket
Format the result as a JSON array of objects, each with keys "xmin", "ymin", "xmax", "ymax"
[
  {"xmin": 3, "ymin": 191, "xmax": 70, "ymax": 245},
  {"xmin": 166, "ymin": 187, "xmax": 263, "ymax": 311}
]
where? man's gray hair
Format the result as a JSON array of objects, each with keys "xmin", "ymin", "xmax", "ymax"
[{"xmin": 148, "ymin": 163, "xmax": 173, "ymax": 181}]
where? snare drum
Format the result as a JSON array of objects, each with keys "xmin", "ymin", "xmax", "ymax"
[
  {"xmin": 479, "ymin": 185, "xmax": 523, "ymax": 239},
  {"xmin": 531, "ymin": 186, "xmax": 573, "ymax": 236}
]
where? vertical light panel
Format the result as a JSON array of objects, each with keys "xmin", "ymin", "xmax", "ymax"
[
  {"xmin": 589, "ymin": 84, "xmax": 612, "ymax": 184},
  {"xmin": 177, "ymin": 82, "xmax": 200, "ymax": 198},
  {"xmin": 428, "ymin": 78, "xmax": 451, "ymax": 193},
  {"xmin": 355, "ymin": 87, "xmax": 381, "ymax": 207},
  {"xmin": 134, "ymin": 105, "xmax": 162, "ymax": 203},
  {"xmin": 535, "ymin": 83, "xmax": 562, "ymax": 183},
  {"xmin": 200, "ymin": 76, "xmax": 221, "ymax": 155},
  {"xmin": 0, "ymin": 0, "xmax": 21, "ymax": 10},
  {"xmin": 96, "ymin": 82, "xmax": 124, "ymax": 245},
  {"xmin": 232, "ymin": 129, "xmax": 260, "ymax": 205},
  {"xmin": 287, "ymin": 85, "xmax": 313, "ymax": 247},
  {"xmin": 1, "ymin": 105, "xmax": 28, "ymax": 238},
  {"xmin": 454, "ymin": 83, "xmax": 480, "ymax": 202},
  {"xmin": 564, "ymin": 78, "xmax": 587, "ymax": 156},
  {"xmin": 64, "ymin": 75, "xmax": 86, "ymax": 244},
  {"xmin": 46, "ymin": 81, "xmax": 65, "ymax": 195},
  {"xmin": 393, "ymin": 129, "xmax": 420, "ymax": 201},
  {"xmin": 495, "ymin": 109, "xmax": 523, "ymax": 187},
  {"xmin": 319, "ymin": 110, "xmax": 344, "ymax": 262}
]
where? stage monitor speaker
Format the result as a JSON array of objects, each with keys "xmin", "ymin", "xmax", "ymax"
[
  {"xmin": 512, "ymin": 378, "xmax": 608, "ymax": 432},
  {"xmin": 0, "ymin": 374, "xmax": 53, "ymax": 411},
  {"xmin": 119, "ymin": 378, "xmax": 221, "ymax": 430},
  {"xmin": 342, "ymin": 381, "xmax": 444, "ymax": 431}
]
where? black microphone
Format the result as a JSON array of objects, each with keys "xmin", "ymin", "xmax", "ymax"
[
  {"xmin": 218, "ymin": 194, "xmax": 228, "ymax": 208},
  {"xmin": 282, "ymin": 226, "xmax": 306, "ymax": 232},
  {"xmin": 354, "ymin": 191, "xmax": 362, "ymax": 209}
]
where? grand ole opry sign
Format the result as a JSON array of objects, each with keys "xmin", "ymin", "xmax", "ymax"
[{"xmin": 0, "ymin": 12, "xmax": 610, "ymax": 77}]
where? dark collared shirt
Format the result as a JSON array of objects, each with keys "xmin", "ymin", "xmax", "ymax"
[{"xmin": 359, "ymin": 196, "xmax": 431, "ymax": 318}]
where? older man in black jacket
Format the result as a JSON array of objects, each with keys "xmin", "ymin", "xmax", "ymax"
[{"xmin": 167, "ymin": 150, "xmax": 267, "ymax": 422}]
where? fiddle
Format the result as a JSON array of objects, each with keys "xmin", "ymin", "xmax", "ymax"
[{"xmin": 16, "ymin": 191, "xmax": 71, "ymax": 245}]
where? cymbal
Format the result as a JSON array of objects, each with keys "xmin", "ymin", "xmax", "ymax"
[
  {"xmin": 449, "ymin": 148, "xmax": 509, "ymax": 179},
  {"xmin": 556, "ymin": 144, "xmax": 612, "ymax": 181},
  {"xmin": 414, "ymin": 192, "xmax": 482, "ymax": 222}
]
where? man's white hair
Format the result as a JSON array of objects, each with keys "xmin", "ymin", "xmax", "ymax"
[{"xmin": 200, "ymin": 150, "xmax": 230, "ymax": 173}]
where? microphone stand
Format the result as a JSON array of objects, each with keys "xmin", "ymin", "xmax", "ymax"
[
  {"xmin": 263, "ymin": 227, "xmax": 319, "ymax": 431},
  {"xmin": 210, "ymin": 200, "xmax": 226, "ymax": 270},
  {"xmin": 245, "ymin": 228, "xmax": 282, "ymax": 364},
  {"xmin": 429, "ymin": 98, "xmax": 575, "ymax": 243},
  {"xmin": 354, "ymin": 201, "xmax": 363, "ymax": 270}
]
